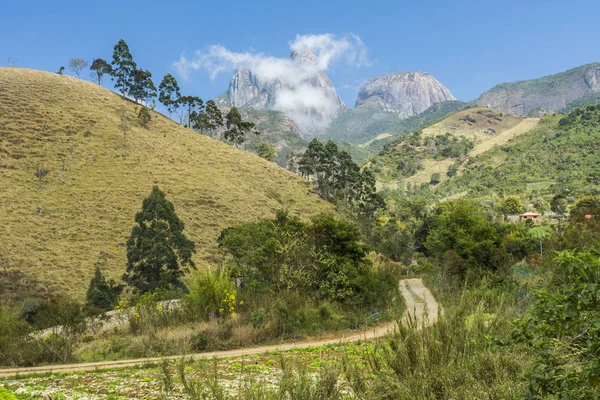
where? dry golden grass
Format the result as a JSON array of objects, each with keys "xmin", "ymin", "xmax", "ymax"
[
  {"xmin": 0, "ymin": 68, "xmax": 331, "ymax": 301},
  {"xmin": 469, "ymin": 117, "xmax": 540, "ymax": 157},
  {"xmin": 420, "ymin": 107, "xmax": 524, "ymax": 139}
]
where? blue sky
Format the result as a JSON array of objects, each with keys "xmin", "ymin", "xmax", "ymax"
[{"xmin": 1, "ymin": 0, "xmax": 599, "ymax": 106}]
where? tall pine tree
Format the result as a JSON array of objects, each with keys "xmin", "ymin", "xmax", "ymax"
[
  {"xmin": 111, "ymin": 39, "xmax": 137, "ymax": 97},
  {"xmin": 123, "ymin": 186, "xmax": 196, "ymax": 293}
]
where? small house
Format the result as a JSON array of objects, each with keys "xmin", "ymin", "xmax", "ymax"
[{"xmin": 520, "ymin": 212, "xmax": 541, "ymax": 223}]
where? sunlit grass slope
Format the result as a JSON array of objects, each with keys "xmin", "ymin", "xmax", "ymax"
[{"xmin": 0, "ymin": 68, "xmax": 331, "ymax": 301}]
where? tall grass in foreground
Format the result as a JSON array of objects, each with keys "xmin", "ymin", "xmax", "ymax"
[{"xmin": 161, "ymin": 288, "xmax": 530, "ymax": 399}]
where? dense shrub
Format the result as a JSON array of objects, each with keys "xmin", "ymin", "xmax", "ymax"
[
  {"xmin": 85, "ymin": 266, "xmax": 123, "ymax": 312},
  {"xmin": 0, "ymin": 304, "xmax": 30, "ymax": 366},
  {"xmin": 423, "ymin": 199, "xmax": 508, "ymax": 278},
  {"xmin": 514, "ymin": 249, "xmax": 600, "ymax": 398},
  {"xmin": 184, "ymin": 267, "xmax": 236, "ymax": 322},
  {"xmin": 219, "ymin": 211, "xmax": 399, "ymax": 309}
]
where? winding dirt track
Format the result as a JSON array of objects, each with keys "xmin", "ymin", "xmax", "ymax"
[{"xmin": 0, "ymin": 278, "xmax": 438, "ymax": 378}]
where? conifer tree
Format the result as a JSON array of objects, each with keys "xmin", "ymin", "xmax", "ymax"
[
  {"xmin": 123, "ymin": 186, "xmax": 196, "ymax": 293},
  {"xmin": 111, "ymin": 39, "xmax": 137, "ymax": 97},
  {"xmin": 86, "ymin": 266, "xmax": 122, "ymax": 311}
]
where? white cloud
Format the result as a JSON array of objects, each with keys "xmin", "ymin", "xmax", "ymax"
[
  {"xmin": 173, "ymin": 33, "xmax": 369, "ymax": 81},
  {"xmin": 172, "ymin": 34, "xmax": 370, "ymax": 133}
]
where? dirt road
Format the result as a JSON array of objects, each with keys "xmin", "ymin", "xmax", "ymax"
[{"xmin": 0, "ymin": 278, "xmax": 439, "ymax": 378}]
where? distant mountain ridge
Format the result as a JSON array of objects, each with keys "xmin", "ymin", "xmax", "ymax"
[{"xmin": 476, "ymin": 63, "xmax": 600, "ymax": 116}]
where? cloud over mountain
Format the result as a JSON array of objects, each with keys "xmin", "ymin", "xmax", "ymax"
[{"xmin": 173, "ymin": 34, "xmax": 369, "ymax": 136}]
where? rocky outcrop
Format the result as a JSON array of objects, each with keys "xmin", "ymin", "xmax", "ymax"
[
  {"xmin": 222, "ymin": 50, "xmax": 347, "ymax": 138},
  {"xmin": 355, "ymin": 72, "xmax": 455, "ymax": 119},
  {"xmin": 477, "ymin": 63, "xmax": 600, "ymax": 116}
]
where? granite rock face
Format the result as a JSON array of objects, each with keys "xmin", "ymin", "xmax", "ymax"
[
  {"xmin": 476, "ymin": 63, "xmax": 600, "ymax": 115},
  {"xmin": 223, "ymin": 50, "xmax": 347, "ymax": 137},
  {"xmin": 355, "ymin": 72, "xmax": 456, "ymax": 118}
]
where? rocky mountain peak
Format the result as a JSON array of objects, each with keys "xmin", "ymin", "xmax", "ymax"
[
  {"xmin": 355, "ymin": 72, "xmax": 456, "ymax": 118},
  {"xmin": 290, "ymin": 50, "xmax": 318, "ymax": 65},
  {"xmin": 224, "ymin": 51, "xmax": 347, "ymax": 137}
]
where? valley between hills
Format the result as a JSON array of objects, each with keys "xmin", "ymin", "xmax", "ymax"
[{"xmin": 1, "ymin": 34, "xmax": 600, "ymax": 400}]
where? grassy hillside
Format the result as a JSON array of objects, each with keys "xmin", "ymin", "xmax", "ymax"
[
  {"xmin": 0, "ymin": 68, "xmax": 332, "ymax": 302},
  {"xmin": 324, "ymin": 100, "xmax": 466, "ymax": 146},
  {"xmin": 436, "ymin": 104, "xmax": 600, "ymax": 197},
  {"xmin": 370, "ymin": 107, "xmax": 539, "ymax": 189},
  {"xmin": 322, "ymin": 103, "xmax": 401, "ymax": 144}
]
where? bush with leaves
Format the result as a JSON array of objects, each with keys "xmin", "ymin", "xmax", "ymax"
[
  {"xmin": 423, "ymin": 199, "xmax": 508, "ymax": 278},
  {"xmin": 218, "ymin": 211, "xmax": 399, "ymax": 309},
  {"xmin": 33, "ymin": 296, "xmax": 86, "ymax": 363},
  {"xmin": 137, "ymin": 106, "xmax": 151, "ymax": 127},
  {"xmin": 255, "ymin": 142, "xmax": 277, "ymax": 162},
  {"xmin": 0, "ymin": 304, "xmax": 30, "ymax": 366},
  {"xmin": 85, "ymin": 266, "xmax": 123, "ymax": 312},
  {"xmin": 120, "ymin": 290, "xmax": 177, "ymax": 334},
  {"xmin": 514, "ymin": 249, "xmax": 600, "ymax": 398},
  {"xmin": 184, "ymin": 267, "xmax": 237, "ymax": 321}
]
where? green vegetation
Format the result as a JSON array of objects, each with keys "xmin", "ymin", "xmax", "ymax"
[
  {"xmin": 323, "ymin": 100, "xmax": 466, "ymax": 145},
  {"xmin": 0, "ymin": 204, "xmax": 399, "ymax": 366},
  {"xmin": 372, "ymin": 130, "xmax": 474, "ymax": 182},
  {"xmin": 437, "ymin": 104, "xmax": 600, "ymax": 198},
  {"xmin": 223, "ymin": 107, "xmax": 259, "ymax": 148},
  {"xmin": 560, "ymin": 91, "xmax": 600, "ymax": 112},
  {"xmin": 297, "ymin": 139, "xmax": 383, "ymax": 217},
  {"xmin": 238, "ymin": 108, "xmax": 309, "ymax": 167},
  {"xmin": 255, "ymin": 142, "xmax": 277, "ymax": 162},
  {"xmin": 85, "ymin": 266, "xmax": 122, "ymax": 311},
  {"xmin": 0, "ymin": 387, "xmax": 18, "ymax": 400},
  {"xmin": 368, "ymin": 106, "xmax": 536, "ymax": 190},
  {"xmin": 322, "ymin": 105, "xmax": 401, "ymax": 144},
  {"xmin": 4, "ymin": 37, "xmax": 600, "ymax": 400},
  {"xmin": 123, "ymin": 186, "xmax": 196, "ymax": 294},
  {"xmin": 89, "ymin": 58, "xmax": 112, "ymax": 86},
  {"xmin": 515, "ymin": 249, "xmax": 600, "ymax": 398},
  {"xmin": 0, "ymin": 67, "xmax": 331, "ymax": 302},
  {"xmin": 218, "ymin": 211, "xmax": 398, "ymax": 309}
]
